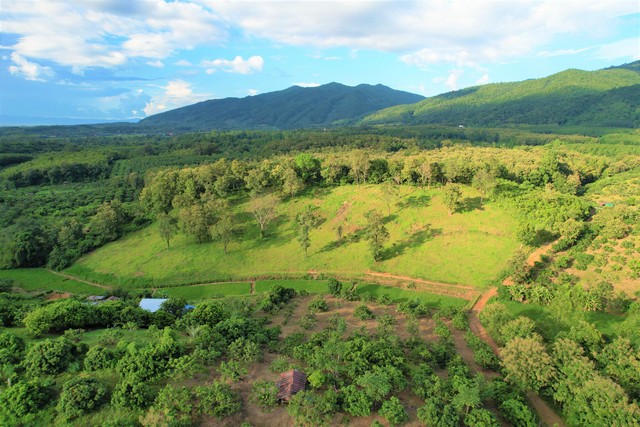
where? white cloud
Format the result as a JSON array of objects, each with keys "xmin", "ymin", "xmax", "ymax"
[
  {"xmin": 8, "ymin": 52, "xmax": 53, "ymax": 81},
  {"xmin": 476, "ymin": 74, "xmax": 490, "ymax": 85},
  {"xmin": 445, "ymin": 69, "xmax": 463, "ymax": 91},
  {"xmin": 3, "ymin": 0, "xmax": 225, "ymax": 73},
  {"xmin": 293, "ymin": 82, "xmax": 321, "ymax": 88},
  {"xmin": 143, "ymin": 79, "xmax": 211, "ymax": 116},
  {"xmin": 595, "ymin": 38, "xmax": 640, "ymax": 61},
  {"xmin": 174, "ymin": 59, "xmax": 193, "ymax": 67},
  {"xmin": 247, "ymin": 89, "xmax": 258, "ymax": 96},
  {"xmin": 146, "ymin": 60, "xmax": 165, "ymax": 68},
  {"xmin": 202, "ymin": 55, "xmax": 264, "ymax": 74},
  {"xmin": 208, "ymin": 0, "xmax": 638, "ymax": 66}
]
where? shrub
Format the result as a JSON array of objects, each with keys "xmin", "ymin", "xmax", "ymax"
[
  {"xmin": 56, "ymin": 377, "xmax": 107, "ymax": 420},
  {"xmin": 354, "ymin": 304, "xmax": 374, "ymax": 320},
  {"xmin": 0, "ymin": 379, "xmax": 52, "ymax": 425},
  {"xmin": 298, "ymin": 313, "xmax": 317, "ymax": 330},
  {"xmin": 195, "ymin": 382, "xmax": 242, "ymax": 419},
  {"xmin": 250, "ymin": 380, "xmax": 278, "ymax": 411},
  {"xmin": 379, "ymin": 396, "xmax": 409, "ymax": 426},
  {"xmin": 327, "ymin": 278, "xmax": 342, "ymax": 296},
  {"xmin": 84, "ymin": 345, "xmax": 115, "ymax": 371},
  {"xmin": 308, "ymin": 296, "xmax": 329, "ymax": 313},
  {"xmin": 23, "ymin": 337, "xmax": 74, "ymax": 376}
]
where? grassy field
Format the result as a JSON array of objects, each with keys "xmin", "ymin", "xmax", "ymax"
[
  {"xmin": 355, "ymin": 283, "xmax": 467, "ymax": 309},
  {"xmin": 157, "ymin": 282, "xmax": 252, "ymax": 302},
  {"xmin": 503, "ymin": 300, "xmax": 625, "ymax": 340},
  {"xmin": 255, "ymin": 279, "xmax": 330, "ymax": 294},
  {"xmin": 0, "ymin": 268, "xmax": 107, "ymax": 295},
  {"xmin": 68, "ymin": 185, "xmax": 520, "ymax": 288}
]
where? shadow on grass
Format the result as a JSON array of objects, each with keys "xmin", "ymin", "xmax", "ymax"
[
  {"xmin": 399, "ymin": 194, "xmax": 432, "ymax": 209},
  {"xmin": 458, "ymin": 197, "xmax": 485, "ymax": 213},
  {"xmin": 317, "ymin": 229, "xmax": 365, "ymax": 254},
  {"xmin": 517, "ymin": 307, "xmax": 568, "ymax": 341},
  {"xmin": 380, "ymin": 226, "xmax": 442, "ymax": 261}
]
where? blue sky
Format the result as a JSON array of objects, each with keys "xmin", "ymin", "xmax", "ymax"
[{"xmin": 1, "ymin": 0, "xmax": 638, "ymax": 125}]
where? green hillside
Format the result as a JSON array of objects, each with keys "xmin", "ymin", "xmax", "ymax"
[
  {"xmin": 363, "ymin": 63, "xmax": 640, "ymax": 128},
  {"xmin": 67, "ymin": 185, "xmax": 519, "ymax": 288},
  {"xmin": 139, "ymin": 83, "xmax": 424, "ymax": 131}
]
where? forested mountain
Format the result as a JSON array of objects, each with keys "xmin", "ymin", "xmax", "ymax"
[
  {"xmin": 139, "ymin": 83, "xmax": 424, "ymax": 131},
  {"xmin": 362, "ymin": 61, "xmax": 640, "ymax": 128}
]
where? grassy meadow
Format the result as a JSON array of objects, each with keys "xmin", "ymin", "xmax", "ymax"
[
  {"xmin": 68, "ymin": 185, "xmax": 520, "ymax": 289},
  {"xmin": 0, "ymin": 268, "xmax": 107, "ymax": 295}
]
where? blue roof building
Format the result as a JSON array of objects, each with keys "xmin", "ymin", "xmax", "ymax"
[{"xmin": 139, "ymin": 298, "xmax": 168, "ymax": 313}]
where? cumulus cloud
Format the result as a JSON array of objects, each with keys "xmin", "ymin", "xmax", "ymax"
[
  {"xmin": 8, "ymin": 52, "xmax": 53, "ymax": 81},
  {"xmin": 209, "ymin": 0, "xmax": 637, "ymax": 66},
  {"xmin": 143, "ymin": 79, "xmax": 211, "ymax": 116},
  {"xmin": 3, "ymin": 0, "xmax": 224, "ymax": 72},
  {"xmin": 476, "ymin": 74, "xmax": 490, "ymax": 85},
  {"xmin": 595, "ymin": 38, "xmax": 640, "ymax": 61},
  {"xmin": 445, "ymin": 69, "xmax": 464, "ymax": 91},
  {"xmin": 293, "ymin": 82, "xmax": 321, "ymax": 88},
  {"xmin": 202, "ymin": 55, "xmax": 264, "ymax": 74}
]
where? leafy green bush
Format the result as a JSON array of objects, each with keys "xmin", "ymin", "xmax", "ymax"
[
  {"xmin": 308, "ymin": 296, "xmax": 329, "ymax": 313},
  {"xmin": 250, "ymin": 380, "xmax": 278, "ymax": 411},
  {"xmin": 379, "ymin": 396, "xmax": 409, "ymax": 425},
  {"xmin": 56, "ymin": 376, "xmax": 107, "ymax": 420},
  {"xmin": 354, "ymin": 303, "xmax": 374, "ymax": 320}
]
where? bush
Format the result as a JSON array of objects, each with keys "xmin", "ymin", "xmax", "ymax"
[
  {"xmin": 195, "ymin": 381, "xmax": 242, "ymax": 419},
  {"xmin": 0, "ymin": 331, "xmax": 25, "ymax": 366},
  {"xmin": 84, "ymin": 345, "xmax": 115, "ymax": 371},
  {"xmin": 499, "ymin": 399, "xmax": 537, "ymax": 427},
  {"xmin": 327, "ymin": 278, "xmax": 342, "ymax": 296},
  {"xmin": 111, "ymin": 374, "xmax": 154, "ymax": 410},
  {"xmin": 23, "ymin": 337, "xmax": 75, "ymax": 376},
  {"xmin": 308, "ymin": 296, "xmax": 329, "ymax": 313},
  {"xmin": 0, "ymin": 379, "xmax": 52, "ymax": 425},
  {"xmin": 151, "ymin": 384, "xmax": 194, "ymax": 425},
  {"xmin": 298, "ymin": 313, "xmax": 317, "ymax": 330},
  {"xmin": 354, "ymin": 304, "xmax": 374, "ymax": 320},
  {"xmin": 56, "ymin": 376, "xmax": 107, "ymax": 420},
  {"xmin": 250, "ymin": 380, "xmax": 278, "ymax": 411},
  {"xmin": 379, "ymin": 396, "xmax": 409, "ymax": 426}
]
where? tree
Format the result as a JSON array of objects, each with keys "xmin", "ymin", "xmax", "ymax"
[
  {"xmin": 195, "ymin": 382, "xmax": 242, "ymax": 419},
  {"xmin": 250, "ymin": 380, "xmax": 278, "ymax": 411},
  {"xmin": 296, "ymin": 205, "xmax": 318, "ymax": 258},
  {"xmin": 210, "ymin": 211, "xmax": 236, "ymax": 253},
  {"xmin": 248, "ymin": 193, "xmax": 279, "ymax": 238},
  {"xmin": 442, "ymin": 183, "xmax": 463, "ymax": 215},
  {"xmin": 281, "ymin": 166, "xmax": 305, "ymax": 198},
  {"xmin": 0, "ymin": 332, "xmax": 25, "ymax": 367},
  {"xmin": 22, "ymin": 337, "xmax": 75, "ymax": 376},
  {"xmin": 350, "ymin": 150, "xmax": 370, "ymax": 184},
  {"xmin": 379, "ymin": 396, "xmax": 409, "ymax": 425},
  {"xmin": 464, "ymin": 408, "xmax": 500, "ymax": 427},
  {"xmin": 472, "ymin": 166, "xmax": 497, "ymax": 202},
  {"xmin": 57, "ymin": 376, "xmax": 107, "ymax": 420},
  {"xmin": 499, "ymin": 316, "xmax": 537, "ymax": 344},
  {"xmin": 157, "ymin": 212, "xmax": 177, "ymax": 250},
  {"xmin": 380, "ymin": 181, "xmax": 399, "ymax": 216},
  {"xmin": 161, "ymin": 297, "xmax": 188, "ymax": 318},
  {"xmin": 364, "ymin": 209, "xmax": 389, "ymax": 262},
  {"xmin": 178, "ymin": 203, "xmax": 213, "ymax": 243},
  {"xmin": 0, "ymin": 379, "xmax": 52, "ymax": 425},
  {"xmin": 295, "ymin": 153, "xmax": 321, "ymax": 184},
  {"xmin": 501, "ymin": 336, "xmax": 555, "ymax": 392},
  {"xmin": 327, "ymin": 278, "xmax": 342, "ymax": 296}
]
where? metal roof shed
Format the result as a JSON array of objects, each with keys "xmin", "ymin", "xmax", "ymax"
[
  {"xmin": 276, "ymin": 369, "xmax": 307, "ymax": 402},
  {"xmin": 139, "ymin": 298, "xmax": 168, "ymax": 313}
]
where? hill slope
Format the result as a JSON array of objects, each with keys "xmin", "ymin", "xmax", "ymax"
[
  {"xmin": 139, "ymin": 83, "xmax": 424, "ymax": 131},
  {"xmin": 362, "ymin": 62, "xmax": 640, "ymax": 128}
]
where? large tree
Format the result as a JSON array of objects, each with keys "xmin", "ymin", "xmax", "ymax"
[
  {"xmin": 364, "ymin": 209, "xmax": 389, "ymax": 262},
  {"xmin": 296, "ymin": 205, "xmax": 318, "ymax": 258},
  {"xmin": 442, "ymin": 183, "xmax": 463, "ymax": 215},
  {"xmin": 501, "ymin": 336, "xmax": 555, "ymax": 392},
  {"xmin": 157, "ymin": 212, "xmax": 178, "ymax": 250},
  {"xmin": 248, "ymin": 193, "xmax": 279, "ymax": 239}
]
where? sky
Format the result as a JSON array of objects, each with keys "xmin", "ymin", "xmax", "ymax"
[{"xmin": 1, "ymin": 0, "xmax": 639, "ymax": 125}]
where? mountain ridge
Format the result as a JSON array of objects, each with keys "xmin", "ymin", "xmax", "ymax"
[
  {"xmin": 139, "ymin": 82, "xmax": 425, "ymax": 131},
  {"xmin": 361, "ymin": 62, "xmax": 640, "ymax": 128}
]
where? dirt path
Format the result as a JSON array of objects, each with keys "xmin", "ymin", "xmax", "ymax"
[
  {"xmin": 364, "ymin": 271, "xmax": 479, "ymax": 300},
  {"xmin": 47, "ymin": 269, "xmax": 113, "ymax": 291},
  {"xmin": 468, "ymin": 287, "xmax": 500, "ymax": 354},
  {"xmin": 470, "ymin": 286, "xmax": 565, "ymax": 427},
  {"xmin": 526, "ymin": 242, "xmax": 555, "ymax": 267}
]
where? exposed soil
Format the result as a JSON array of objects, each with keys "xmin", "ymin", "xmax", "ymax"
[
  {"xmin": 45, "ymin": 291, "xmax": 72, "ymax": 300},
  {"xmin": 364, "ymin": 271, "xmax": 479, "ymax": 300}
]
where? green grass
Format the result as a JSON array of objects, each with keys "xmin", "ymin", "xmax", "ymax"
[
  {"xmin": 0, "ymin": 268, "xmax": 107, "ymax": 295},
  {"xmin": 356, "ymin": 283, "xmax": 467, "ymax": 309},
  {"xmin": 255, "ymin": 279, "xmax": 329, "ymax": 294},
  {"xmin": 502, "ymin": 300, "xmax": 625, "ymax": 340},
  {"xmin": 69, "ymin": 185, "xmax": 519, "ymax": 289},
  {"xmin": 157, "ymin": 282, "xmax": 252, "ymax": 302}
]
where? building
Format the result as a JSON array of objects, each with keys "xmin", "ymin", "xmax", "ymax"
[
  {"xmin": 276, "ymin": 369, "xmax": 307, "ymax": 402},
  {"xmin": 139, "ymin": 298, "xmax": 168, "ymax": 313}
]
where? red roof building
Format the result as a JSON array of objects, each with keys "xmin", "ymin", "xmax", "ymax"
[{"xmin": 276, "ymin": 369, "xmax": 307, "ymax": 402}]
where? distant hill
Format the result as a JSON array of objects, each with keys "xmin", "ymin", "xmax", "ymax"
[
  {"xmin": 362, "ymin": 61, "xmax": 640, "ymax": 128},
  {"xmin": 138, "ymin": 83, "xmax": 424, "ymax": 131}
]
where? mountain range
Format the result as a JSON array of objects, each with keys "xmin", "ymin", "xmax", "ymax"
[
  {"xmin": 3, "ymin": 61, "xmax": 639, "ymax": 134},
  {"xmin": 139, "ymin": 83, "xmax": 425, "ymax": 131}
]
